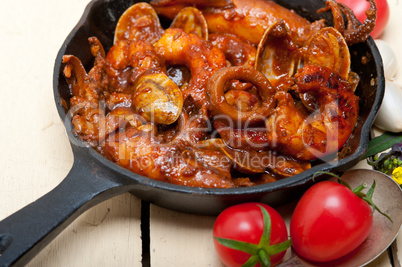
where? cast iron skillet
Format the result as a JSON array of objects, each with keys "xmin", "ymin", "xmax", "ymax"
[{"xmin": 0, "ymin": 0, "xmax": 384, "ymax": 265}]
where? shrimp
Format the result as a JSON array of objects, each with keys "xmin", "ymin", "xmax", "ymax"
[
  {"xmin": 104, "ymin": 127, "xmax": 235, "ymax": 188},
  {"xmin": 265, "ymin": 65, "xmax": 359, "ymax": 161},
  {"xmin": 153, "ymin": 28, "xmax": 227, "ymax": 113}
]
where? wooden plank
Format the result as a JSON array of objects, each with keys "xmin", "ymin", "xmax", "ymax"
[
  {"xmin": 395, "ymin": 237, "xmax": 402, "ymax": 267},
  {"xmin": 0, "ymin": 0, "xmax": 143, "ymax": 266},
  {"xmin": 28, "ymin": 194, "xmax": 142, "ymax": 267},
  {"xmin": 150, "ymin": 205, "xmax": 223, "ymax": 266}
]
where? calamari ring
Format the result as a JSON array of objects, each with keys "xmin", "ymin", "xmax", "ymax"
[{"xmin": 207, "ymin": 66, "xmax": 275, "ymax": 125}]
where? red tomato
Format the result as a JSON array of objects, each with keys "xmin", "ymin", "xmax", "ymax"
[
  {"xmin": 213, "ymin": 203, "xmax": 290, "ymax": 267},
  {"xmin": 290, "ymin": 181, "xmax": 373, "ymax": 262},
  {"xmin": 336, "ymin": 0, "xmax": 390, "ymax": 39}
]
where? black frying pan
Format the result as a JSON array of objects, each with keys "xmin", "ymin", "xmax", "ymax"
[{"xmin": 0, "ymin": 0, "xmax": 384, "ymax": 266}]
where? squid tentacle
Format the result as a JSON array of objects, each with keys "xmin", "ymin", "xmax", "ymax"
[{"xmin": 340, "ymin": 0, "xmax": 377, "ymax": 45}]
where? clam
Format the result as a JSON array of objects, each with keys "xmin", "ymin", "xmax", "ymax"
[
  {"xmin": 255, "ymin": 21, "xmax": 298, "ymax": 86},
  {"xmin": 302, "ymin": 27, "xmax": 350, "ymax": 79},
  {"xmin": 297, "ymin": 27, "xmax": 351, "ymax": 112},
  {"xmin": 132, "ymin": 73, "xmax": 183, "ymax": 125},
  {"xmin": 114, "ymin": 3, "xmax": 164, "ymax": 44},
  {"xmin": 196, "ymin": 138, "xmax": 310, "ymax": 176},
  {"xmin": 170, "ymin": 7, "xmax": 208, "ymax": 40},
  {"xmin": 219, "ymin": 144, "xmax": 311, "ymax": 176}
]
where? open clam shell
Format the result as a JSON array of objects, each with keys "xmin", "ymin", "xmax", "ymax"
[
  {"xmin": 255, "ymin": 21, "xmax": 298, "ymax": 86},
  {"xmin": 114, "ymin": 2, "xmax": 164, "ymax": 44},
  {"xmin": 132, "ymin": 72, "xmax": 183, "ymax": 125},
  {"xmin": 170, "ymin": 6, "xmax": 208, "ymax": 40},
  {"xmin": 197, "ymin": 138, "xmax": 311, "ymax": 176},
  {"xmin": 302, "ymin": 27, "xmax": 351, "ymax": 79}
]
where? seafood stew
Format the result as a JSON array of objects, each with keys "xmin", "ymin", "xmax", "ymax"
[
  {"xmin": 0, "ymin": 2, "xmax": 384, "ymax": 265},
  {"xmin": 60, "ymin": 0, "xmax": 382, "ymax": 188}
]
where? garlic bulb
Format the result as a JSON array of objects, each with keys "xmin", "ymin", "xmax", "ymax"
[
  {"xmin": 374, "ymin": 80, "xmax": 402, "ymax": 133},
  {"xmin": 375, "ymin": 40, "xmax": 398, "ymax": 80}
]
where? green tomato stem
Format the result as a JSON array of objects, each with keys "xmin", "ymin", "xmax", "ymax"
[
  {"xmin": 214, "ymin": 205, "xmax": 291, "ymax": 267},
  {"xmin": 313, "ymin": 171, "xmax": 392, "ymax": 222},
  {"xmin": 352, "ymin": 183, "xmax": 367, "ymax": 194},
  {"xmin": 258, "ymin": 249, "xmax": 270, "ymax": 267},
  {"xmin": 242, "ymin": 255, "xmax": 260, "ymax": 267}
]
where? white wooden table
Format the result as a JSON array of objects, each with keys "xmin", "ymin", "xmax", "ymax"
[{"xmin": 0, "ymin": 0, "xmax": 401, "ymax": 266}]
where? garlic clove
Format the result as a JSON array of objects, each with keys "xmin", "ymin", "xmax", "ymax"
[
  {"xmin": 375, "ymin": 40, "xmax": 398, "ymax": 80},
  {"xmin": 374, "ymin": 80, "xmax": 402, "ymax": 133}
]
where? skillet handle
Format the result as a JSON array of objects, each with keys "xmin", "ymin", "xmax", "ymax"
[{"xmin": 0, "ymin": 152, "xmax": 132, "ymax": 267}]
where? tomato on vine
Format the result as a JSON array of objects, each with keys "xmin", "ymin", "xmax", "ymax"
[
  {"xmin": 290, "ymin": 172, "xmax": 392, "ymax": 262},
  {"xmin": 213, "ymin": 203, "xmax": 291, "ymax": 267}
]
